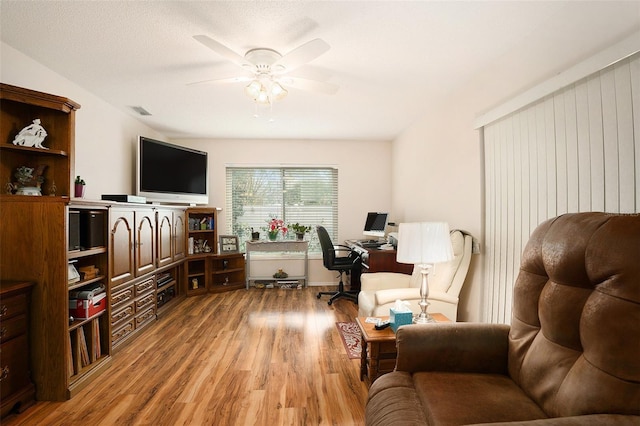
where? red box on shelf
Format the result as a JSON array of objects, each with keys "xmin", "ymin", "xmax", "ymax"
[{"xmin": 69, "ymin": 292, "xmax": 106, "ymax": 319}]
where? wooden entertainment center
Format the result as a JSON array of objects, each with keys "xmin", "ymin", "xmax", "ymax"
[{"xmin": 0, "ymin": 84, "xmax": 244, "ymax": 414}]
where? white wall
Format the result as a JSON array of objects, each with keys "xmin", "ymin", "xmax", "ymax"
[
  {"xmin": 173, "ymin": 137, "xmax": 393, "ymax": 284},
  {"xmin": 1, "ymin": 42, "xmax": 164, "ymax": 199}
]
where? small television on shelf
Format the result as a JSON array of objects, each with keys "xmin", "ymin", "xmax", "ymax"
[
  {"xmin": 363, "ymin": 212, "xmax": 388, "ymax": 238},
  {"xmin": 136, "ymin": 136, "xmax": 209, "ymax": 205}
]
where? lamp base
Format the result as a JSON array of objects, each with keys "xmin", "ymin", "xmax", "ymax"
[{"xmin": 413, "ymin": 313, "xmax": 436, "ymax": 324}]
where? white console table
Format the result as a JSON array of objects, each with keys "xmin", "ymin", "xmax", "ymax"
[{"xmin": 245, "ymin": 240, "xmax": 309, "ymax": 289}]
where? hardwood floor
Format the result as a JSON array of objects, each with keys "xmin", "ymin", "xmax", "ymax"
[{"xmin": 3, "ymin": 287, "xmax": 368, "ymax": 426}]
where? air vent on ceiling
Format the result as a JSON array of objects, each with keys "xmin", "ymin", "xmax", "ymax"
[{"xmin": 131, "ymin": 106, "xmax": 152, "ymax": 116}]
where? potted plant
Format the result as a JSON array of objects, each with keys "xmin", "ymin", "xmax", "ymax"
[
  {"xmin": 74, "ymin": 175, "xmax": 85, "ymax": 198},
  {"xmin": 289, "ymin": 223, "xmax": 312, "ymax": 241},
  {"xmin": 266, "ymin": 218, "xmax": 287, "ymax": 241}
]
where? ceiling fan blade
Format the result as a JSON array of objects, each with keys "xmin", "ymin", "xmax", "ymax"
[
  {"xmin": 280, "ymin": 76, "xmax": 339, "ymax": 95},
  {"xmin": 277, "ymin": 65, "xmax": 332, "ymax": 82},
  {"xmin": 193, "ymin": 35, "xmax": 251, "ymax": 68},
  {"xmin": 187, "ymin": 76, "xmax": 253, "ymax": 86},
  {"xmin": 274, "ymin": 38, "xmax": 330, "ymax": 72}
]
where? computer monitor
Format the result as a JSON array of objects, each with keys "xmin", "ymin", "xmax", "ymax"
[{"xmin": 363, "ymin": 212, "xmax": 388, "ymax": 239}]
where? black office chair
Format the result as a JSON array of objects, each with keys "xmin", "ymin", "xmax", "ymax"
[{"xmin": 316, "ymin": 225, "xmax": 361, "ymax": 305}]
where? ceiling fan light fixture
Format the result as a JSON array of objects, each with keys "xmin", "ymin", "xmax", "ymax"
[
  {"xmin": 270, "ymin": 82, "xmax": 288, "ymax": 101},
  {"xmin": 245, "ymin": 80, "xmax": 262, "ymax": 99},
  {"xmin": 256, "ymin": 88, "xmax": 270, "ymax": 104}
]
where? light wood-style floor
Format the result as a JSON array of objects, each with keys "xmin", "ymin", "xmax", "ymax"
[{"xmin": 4, "ymin": 287, "xmax": 368, "ymax": 426}]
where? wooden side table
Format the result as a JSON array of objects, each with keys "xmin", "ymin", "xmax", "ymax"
[{"xmin": 356, "ymin": 313, "xmax": 450, "ymax": 387}]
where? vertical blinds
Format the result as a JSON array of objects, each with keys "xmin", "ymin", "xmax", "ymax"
[
  {"xmin": 482, "ymin": 52, "xmax": 639, "ymax": 324},
  {"xmin": 225, "ymin": 167, "xmax": 338, "ymax": 251}
]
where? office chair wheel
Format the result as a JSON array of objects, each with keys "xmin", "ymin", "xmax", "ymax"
[
  {"xmin": 328, "ymin": 300, "xmax": 333, "ymax": 305},
  {"xmin": 316, "ymin": 294, "xmax": 321, "ymax": 299}
]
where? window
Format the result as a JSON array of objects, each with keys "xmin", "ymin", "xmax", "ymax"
[{"xmin": 225, "ymin": 167, "xmax": 338, "ymax": 252}]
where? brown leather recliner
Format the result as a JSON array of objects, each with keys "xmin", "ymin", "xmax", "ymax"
[{"xmin": 365, "ymin": 212, "xmax": 640, "ymax": 425}]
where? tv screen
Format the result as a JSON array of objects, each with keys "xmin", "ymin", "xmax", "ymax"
[
  {"xmin": 363, "ymin": 212, "xmax": 388, "ymax": 238},
  {"xmin": 136, "ymin": 136, "xmax": 209, "ymax": 205}
]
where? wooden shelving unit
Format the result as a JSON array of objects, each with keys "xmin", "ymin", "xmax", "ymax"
[
  {"xmin": 0, "ymin": 84, "xmax": 115, "ymax": 401},
  {"xmin": 184, "ymin": 207, "xmax": 245, "ymax": 295},
  {"xmin": 210, "ymin": 253, "xmax": 246, "ymax": 292}
]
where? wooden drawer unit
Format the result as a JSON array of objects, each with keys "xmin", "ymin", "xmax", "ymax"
[
  {"xmin": 0, "ymin": 281, "xmax": 35, "ymax": 418},
  {"xmin": 111, "ymin": 319, "xmax": 135, "ymax": 348},
  {"xmin": 110, "ymin": 303, "xmax": 134, "ymax": 329},
  {"xmin": 110, "ymin": 276, "xmax": 156, "ymax": 350},
  {"xmin": 134, "ymin": 278, "xmax": 155, "ymax": 297},
  {"xmin": 111, "ymin": 286, "xmax": 134, "ymax": 309},
  {"xmin": 0, "ymin": 313, "xmax": 27, "ymax": 344},
  {"xmin": 135, "ymin": 293, "xmax": 155, "ymax": 311},
  {"xmin": 135, "ymin": 306, "xmax": 156, "ymax": 329}
]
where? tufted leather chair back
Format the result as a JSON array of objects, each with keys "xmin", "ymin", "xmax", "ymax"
[{"xmin": 508, "ymin": 212, "xmax": 640, "ymax": 417}]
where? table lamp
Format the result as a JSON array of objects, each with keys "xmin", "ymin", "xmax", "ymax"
[{"xmin": 396, "ymin": 222, "xmax": 454, "ymax": 323}]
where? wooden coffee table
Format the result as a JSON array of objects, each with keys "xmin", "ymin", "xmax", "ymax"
[{"xmin": 355, "ymin": 313, "xmax": 450, "ymax": 387}]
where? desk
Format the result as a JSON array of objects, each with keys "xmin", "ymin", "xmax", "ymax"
[
  {"xmin": 345, "ymin": 240, "xmax": 413, "ymax": 288},
  {"xmin": 245, "ymin": 240, "xmax": 309, "ymax": 289},
  {"xmin": 355, "ymin": 314, "xmax": 450, "ymax": 387}
]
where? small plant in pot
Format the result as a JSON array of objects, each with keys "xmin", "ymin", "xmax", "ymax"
[
  {"xmin": 289, "ymin": 223, "xmax": 312, "ymax": 240},
  {"xmin": 74, "ymin": 175, "xmax": 86, "ymax": 198}
]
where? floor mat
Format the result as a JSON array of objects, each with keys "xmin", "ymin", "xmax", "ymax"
[{"xmin": 336, "ymin": 322, "xmax": 362, "ymax": 359}]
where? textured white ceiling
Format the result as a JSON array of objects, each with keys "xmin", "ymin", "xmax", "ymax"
[{"xmin": 1, "ymin": 1, "xmax": 638, "ymax": 140}]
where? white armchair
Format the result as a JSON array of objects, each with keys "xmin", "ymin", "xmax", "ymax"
[{"xmin": 357, "ymin": 230, "xmax": 473, "ymax": 321}]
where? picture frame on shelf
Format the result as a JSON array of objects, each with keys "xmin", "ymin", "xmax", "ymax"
[{"xmin": 219, "ymin": 235, "xmax": 239, "ymax": 253}]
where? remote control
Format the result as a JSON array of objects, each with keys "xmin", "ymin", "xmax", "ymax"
[{"xmin": 375, "ymin": 320, "xmax": 391, "ymax": 330}]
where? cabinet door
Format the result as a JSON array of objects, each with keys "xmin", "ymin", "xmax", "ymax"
[
  {"xmin": 109, "ymin": 209, "xmax": 135, "ymax": 288},
  {"xmin": 135, "ymin": 209, "xmax": 155, "ymax": 277},
  {"xmin": 173, "ymin": 211, "xmax": 186, "ymax": 261},
  {"xmin": 156, "ymin": 210, "xmax": 173, "ymax": 268}
]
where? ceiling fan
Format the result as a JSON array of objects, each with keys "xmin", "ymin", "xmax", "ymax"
[{"xmin": 189, "ymin": 35, "xmax": 339, "ymax": 104}]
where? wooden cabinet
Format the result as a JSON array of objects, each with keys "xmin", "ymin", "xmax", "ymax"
[
  {"xmin": 185, "ymin": 208, "xmax": 217, "ymax": 296},
  {"xmin": 0, "ymin": 85, "xmax": 187, "ymax": 404},
  {"xmin": 210, "ymin": 254, "xmax": 246, "ymax": 292},
  {"xmin": 155, "ymin": 208, "xmax": 185, "ymax": 317},
  {"xmin": 156, "ymin": 208, "xmax": 186, "ymax": 268},
  {"xmin": 0, "ymin": 83, "xmax": 79, "ymax": 198},
  {"xmin": 107, "ymin": 206, "xmax": 157, "ymax": 350},
  {"xmin": 108, "ymin": 207, "xmax": 155, "ymax": 288},
  {"xmin": 67, "ymin": 202, "xmax": 110, "ymax": 397},
  {"xmin": 0, "ymin": 86, "xmax": 111, "ymax": 401},
  {"xmin": 0, "ymin": 281, "xmax": 35, "ymax": 418},
  {"xmin": 184, "ymin": 208, "xmax": 245, "ymax": 295}
]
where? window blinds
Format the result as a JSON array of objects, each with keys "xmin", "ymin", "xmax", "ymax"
[{"xmin": 225, "ymin": 167, "xmax": 338, "ymax": 252}]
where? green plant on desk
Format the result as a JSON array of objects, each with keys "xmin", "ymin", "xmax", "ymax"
[{"xmin": 289, "ymin": 223, "xmax": 312, "ymax": 234}]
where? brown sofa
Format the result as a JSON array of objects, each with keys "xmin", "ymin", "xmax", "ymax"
[{"xmin": 365, "ymin": 212, "xmax": 640, "ymax": 425}]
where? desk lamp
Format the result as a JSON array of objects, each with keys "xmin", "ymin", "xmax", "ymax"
[{"xmin": 396, "ymin": 222, "xmax": 453, "ymax": 323}]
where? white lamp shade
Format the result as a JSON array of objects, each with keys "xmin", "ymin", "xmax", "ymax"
[{"xmin": 396, "ymin": 222, "xmax": 454, "ymax": 265}]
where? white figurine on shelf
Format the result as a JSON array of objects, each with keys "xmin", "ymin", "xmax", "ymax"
[{"xmin": 13, "ymin": 118, "xmax": 48, "ymax": 149}]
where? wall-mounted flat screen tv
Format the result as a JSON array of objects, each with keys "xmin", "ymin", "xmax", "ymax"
[{"xmin": 136, "ymin": 136, "xmax": 209, "ymax": 205}]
